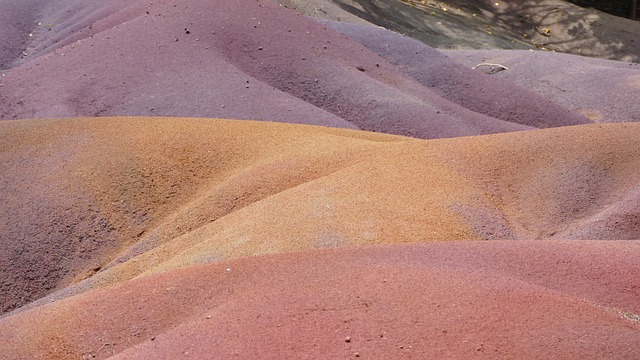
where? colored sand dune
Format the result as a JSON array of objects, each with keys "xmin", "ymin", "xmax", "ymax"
[{"xmin": 1, "ymin": 0, "xmax": 639, "ymax": 359}]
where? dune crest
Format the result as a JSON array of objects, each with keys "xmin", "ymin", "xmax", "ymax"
[{"xmin": 1, "ymin": 118, "xmax": 638, "ymax": 318}]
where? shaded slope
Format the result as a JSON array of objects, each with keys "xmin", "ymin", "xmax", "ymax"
[
  {"xmin": 0, "ymin": 0, "xmax": 136, "ymax": 71},
  {"xmin": 1, "ymin": 118, "xmax": 639, "ymax": 316},
  {"xmin": 0, "ymin": 0, "xmax": 44, "ymax": 70},
  {"xmin": 276, "ymin": 0, "xmax": 534, "ymax": 50},
  {"xmin": 276, "ymin": 0, "xmax": 640, "ymax": 62},
  {"xmin": 0, "ymin": 242, "xmax": 638, "ymax": 359},
  {"xmin": 444, "ymin": 49, "xmax": 640, "ymax": 123},
  {"xmin": 323, "ymin": 20, "xmax": 589, "ymax": 128}
]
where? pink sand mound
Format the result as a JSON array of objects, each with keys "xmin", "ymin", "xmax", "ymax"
[
  {"xmin": 0, "ymin": 241, "xmax": 638, "ymax": 359},
  {"xmin": 324, "ymin": 20, "xmax": 588, "ymax": 128},
  {"xmin": 0, "ymin": 0, "xmax": 598, "ymax": 139}
]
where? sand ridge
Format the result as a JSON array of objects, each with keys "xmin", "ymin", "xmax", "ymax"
[
  {"xmin": 1, "ymin": 118, "xmax": 639, "ymax": 318},
  {"xmin": 1, "ymin": 0, "xmax": 640, "ymax": 358},
  {"xmin": 0, "ymin": 241, "xmax": 638, "ymax": 359},
  {"xmin": 0, "ymin": 0, "xmax": 598, "ymax": 139}
]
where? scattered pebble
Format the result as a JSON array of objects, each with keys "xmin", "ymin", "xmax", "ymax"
[{"xmin": 345, "ymin": 336, "xmax": 351, "ymax": 343}]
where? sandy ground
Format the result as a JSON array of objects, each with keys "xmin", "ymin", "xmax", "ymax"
[
  {"xmin": 0, "ymin": 0, "xmax": 610, "ymax": 137},
  {"xmin": 3, "ymin": 0, "xmax": 639, "ymax": 135},
  {"xmin": 443, "ymin": 49, "xmax": 640, "ymax": 122},
  {"xmin": 1, "ymin": 0, "xmax": 640, "ymax": 359},
  {"xmin": 1, "ymin": 241, "xmax": 639, "ymax": 359},
  {"xmin": 0, "ymin": 119, "xmax": 638, "ymax": 342}
]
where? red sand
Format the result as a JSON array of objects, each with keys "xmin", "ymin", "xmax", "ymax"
[{"xmin": 1, "ymin": 241, "xmax": 638, "ymax": 359}]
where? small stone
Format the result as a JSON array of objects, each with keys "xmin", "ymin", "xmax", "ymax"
[
  {"xmin": 258, "ymin": 47, "xmax": 263, "ymax": 50},
  {"xmin": 345, "ymin": 336, "xmax": 351, "ymax": 343},
  {"xmin": 151, "ymin": 336, "xmax": 156, "ymax": 341},
  {"xmin": 206, "ymin": 315, "xmax": 212, "ymax": 319}
]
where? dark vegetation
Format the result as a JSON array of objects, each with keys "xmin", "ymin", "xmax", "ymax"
[{"xmin": 570, "ymin": 0, "xmax": 638, "ymax": 19}]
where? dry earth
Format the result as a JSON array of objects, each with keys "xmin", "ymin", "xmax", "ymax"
[
  {"xmin": 1, "ymin": 0, "xmax": 640, "ymax": 359},
  {"xmin": 1, "ymin": 241, "xmax": 639, "ymax": 359},
  {"xmin": 443, "ymin": 49, "xmax": 640, "ymax": 123},
  {"xmin": 0, "ymin": 0, "xmax": 596, "ymax": 137},
  {"xmin": 0, "ymin": 118, "xmax": 639, "ymax": 359}
]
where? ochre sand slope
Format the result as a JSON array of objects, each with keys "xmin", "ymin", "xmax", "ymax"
[
  {"xmin": 0, "ymin": 241, "xmax": 639, "ymax": 359},
  {"xmin": 1, "ymin": 118, "xmax": 639, "ymax": 316}
]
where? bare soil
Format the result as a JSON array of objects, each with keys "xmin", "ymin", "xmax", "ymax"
[{"xmin": 1, "ymin": 1, "xmax": 639, "ymax": 358}]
